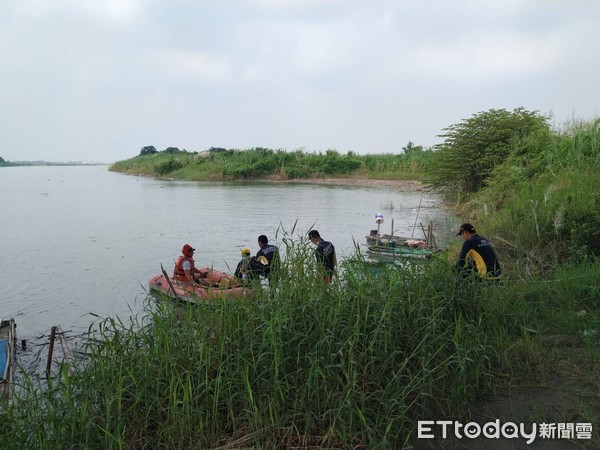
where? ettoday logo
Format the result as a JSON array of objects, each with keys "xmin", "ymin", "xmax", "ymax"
[{"xmin": 418, "ymin": 420, "xmax": 593, "ymax": 444}]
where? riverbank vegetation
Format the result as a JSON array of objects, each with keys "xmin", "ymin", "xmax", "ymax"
[
  {"xmin": 430, "ymin": 110, "xmax": 600, "ymax": 273},
  {"xmin": 2, "ymin": 109, "xmax": 599, "ymax": 448},
  {"xmin": 109, "ymin": 142, "xmax": 433, "ymax": 181}
]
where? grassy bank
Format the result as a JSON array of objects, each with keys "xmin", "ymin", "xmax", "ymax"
[
  {"xmin": 450, "ymin": 117, "xmax": 600, "ymax": 274},
  {"xmin": 2, "ymin": 247, "xmax": 599, "ymax": 448},
  {"xmin": 109, "ymin": 145, "xmax": 433, "ymax": 181}
]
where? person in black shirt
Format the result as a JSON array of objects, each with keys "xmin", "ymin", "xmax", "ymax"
[
  {"xmin": 308, "ymin": 229, "xmax": 336, "ymax": 284},
  {"xmin": 455, "ymin": 223, "xmax": 501, "ymax": 281},
  {"xmin": 252, "ymin": 235, "xmax": 280, "ymax": 278}
]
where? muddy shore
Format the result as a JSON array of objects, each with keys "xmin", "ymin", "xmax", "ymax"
[{"xmin": 258, "ymin": 177, "xmax": 426, "ymax": 191}]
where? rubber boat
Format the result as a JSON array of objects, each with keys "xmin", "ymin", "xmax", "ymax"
[
  {"xmin": 149, "ymin": 267, "xmax": 250, "ymax": 303},
  {"xmin": 1, "ymin": 318, "xmax": 16, "ymax": 403}
]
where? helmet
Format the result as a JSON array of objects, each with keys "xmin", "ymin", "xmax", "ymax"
[
  {"xmin": 182, "ymin": 244, "xmax": 195, "ymax": 256},
  {"xmin": 241, "ymin": 247, "xmax": 251, "ymax": 255}
]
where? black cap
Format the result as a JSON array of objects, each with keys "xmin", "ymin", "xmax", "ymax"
[{"xmin": 456, "ymin": 223, "xmax": 476, "ymax": 236}]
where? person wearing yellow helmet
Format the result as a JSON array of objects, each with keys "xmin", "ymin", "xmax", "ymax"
[
  {"xmin": 234, "ymin": 247, "xmax": 253, "ymax": 281},
  {"xmin": 234, "ymin": 235, "xmax": 280, "ymax": 284}
]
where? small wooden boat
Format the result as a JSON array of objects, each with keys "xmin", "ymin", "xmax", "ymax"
[
  {"xmin": 0, "ymin": 318, "xmax": 16, "ymax": 403},
  {"xmin": 365, "ymin": 213, "xmax": 437, "ymax": 259},
  {"xmin": 149, "ymin": 267, "xmax": 250, "ymax": 303}
]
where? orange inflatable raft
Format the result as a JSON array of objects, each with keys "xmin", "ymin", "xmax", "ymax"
[{"xmin": 148, "ymin": 267, "xmax": 250, "ymax": 303}]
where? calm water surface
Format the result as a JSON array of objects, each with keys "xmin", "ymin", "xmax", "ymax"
[{"xmin": 1, "ymin": 166, "xmax": 456, "ymax": 340}]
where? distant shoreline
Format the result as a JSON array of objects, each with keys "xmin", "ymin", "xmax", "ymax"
[{"xmin": 0, "ymin": 161, "xmax": 107, "ymax": 167}]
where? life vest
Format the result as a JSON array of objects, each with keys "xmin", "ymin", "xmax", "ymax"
[
  {"xmin": 173, "ymin": 255, "xmax": 195, "ymax": 282},
  {"xmin": 465, "ymin": 249, "xmax": 501, "ymax": 280}
]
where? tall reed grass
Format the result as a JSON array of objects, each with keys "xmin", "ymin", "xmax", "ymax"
[
  {"xmin": 2, "ymin": 238, "xmax": 599, "ymax": 448},
  {"xmin": 1, "ymin": 240, "xmax": 510, "ymax": 449}
]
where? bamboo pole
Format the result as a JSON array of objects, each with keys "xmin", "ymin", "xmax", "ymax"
[
  {"xmin": 57, "ymin": 328, "xmax": 74, "ymax": 373},
  {"xmin": 161, "ymin": 263, "xmax": 181, "ymax": 301},
  {"xmin": 47, "ymin": 326, "xmax": 57, "ymax": 375},
  {"xmin": 411, "ymin": 196, "xmax": 423, "ymax": 238},
  {"xmin": 419, "ymin": 222, "xmax": 428, "ymax": 242},
  {"xmin": 428, "ymin": 222, "xmax": 433, "ymax": 248}
]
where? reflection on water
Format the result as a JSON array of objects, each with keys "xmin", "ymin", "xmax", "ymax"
[{"xmin": 0, "ymin": 166, "xmax": 456, "ymax": 340}]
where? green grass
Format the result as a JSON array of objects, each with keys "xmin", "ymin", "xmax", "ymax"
[
  {"xmin": 2, "ymin": 241, "xmax": 497, "ymax": 448},
  {"xmin": 109, "ymin": 147, "xmax": 433, "ymax": 182},
  {"xmin": 3, "ymin": 236, "xmax": 598, "ymax": 448}
]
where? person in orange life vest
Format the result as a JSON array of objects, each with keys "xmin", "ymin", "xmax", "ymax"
[{"xmin": 173, "ymin": 244, "xmax": 208, "ymax": 285}]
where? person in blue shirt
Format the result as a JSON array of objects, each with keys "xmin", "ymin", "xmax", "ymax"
[
  {"xmin": 455, "ymin": 223, "xmax": 501, "ymax": 281},
  {"xmin": 252, "ymin": 235, "xmax": 280, "ymax": 278},
  {"xmin": 308, "ymin": 229, "xmax": 336, "ymax": 284}
]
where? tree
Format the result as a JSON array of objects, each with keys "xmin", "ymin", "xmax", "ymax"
[
  {"xmin": 402, "ymin": 141, "xmax": 425, "ymax": 157},
  {"xmin": 428, "ymin": 108, "xmax": 551, "ymax": 197},
  {"xmin": 139, "ymin": 146, "xmax": 158, "ymax": 156},
  {"xmin": 162, "ymin": 147, "xmax": 182, "ymax": 154}
]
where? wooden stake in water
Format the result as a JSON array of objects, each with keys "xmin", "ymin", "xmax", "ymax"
[
  {"xmin": 47, "ymin": 326, "xmax": 56, "ymax": 375},
  {"xmin": 411, "ymin": 196, "xmax": 423, "ymax": 238}
]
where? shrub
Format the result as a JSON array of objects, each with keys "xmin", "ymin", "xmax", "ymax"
[
  {"xmin": 428, "ymin": 108, "xmax": 551, "ymax": 198},
  {"xmin": 155, "ymin": 158, "xmax": 183, "ymax": 175}
]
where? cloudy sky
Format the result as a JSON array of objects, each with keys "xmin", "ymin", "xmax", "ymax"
[{"xmin": 1, "ymin": 0, "xmax": 598, "ymax": 163}]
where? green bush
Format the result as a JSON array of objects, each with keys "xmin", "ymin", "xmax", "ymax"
[
  {"xmin": 154, "ymin": 158, "xmax": 183, "ymax": 175},
  {"xmin": 428, "ymin": 108, "xmax": 551, "ymax": 199}
]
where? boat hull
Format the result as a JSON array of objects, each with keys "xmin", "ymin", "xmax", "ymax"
[
  {"xmin": 0, "ymin": 318, "xmax": 16, "ymax": 403},
  {"xmin": 367, "ymin": 245, "xmax": 434, "ymax": 258},
  {"xmin": 149, "ymin": 267, "xmax": 250, "ymax": 303}
]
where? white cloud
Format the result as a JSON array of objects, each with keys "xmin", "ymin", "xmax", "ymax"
[
  {"xmin": 414, "ymin": 33, "xmax": 559, "ymax": 80},
  {"xmin": 156, "ymin": 49, "xmax": 233, "ymax": 84},
  {"xmin": 0, "ymin": 0, "xmax": 598, "ymax": 161},
  {"xmin": 14, "ymin": 0, "xmax": 140, "ymax": 21}
]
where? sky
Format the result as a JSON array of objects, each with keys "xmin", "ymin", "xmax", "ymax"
[{"xmin": 1, "ymin": 0, "xmax": 599, "ymax": 163}]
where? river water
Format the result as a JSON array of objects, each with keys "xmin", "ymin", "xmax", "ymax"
[{"xmin": 0, "ymin": 165, "xmax": 456, "ymax": 342}]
